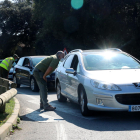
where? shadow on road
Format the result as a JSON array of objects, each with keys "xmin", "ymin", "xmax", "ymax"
[
  {"xmin": 18, "ymin": 86, "xmax": 140, "ymax": 131},
  {"xmin": 52, "ymin": 100, "xmax": 140, "ymax": 132}
]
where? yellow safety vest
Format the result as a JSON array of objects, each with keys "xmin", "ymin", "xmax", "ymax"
[{"xmin": 0, "ymin": 57, "xmax": 14, "ymax": 71}]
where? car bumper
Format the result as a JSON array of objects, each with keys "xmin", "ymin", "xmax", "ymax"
[
  {"xmin": 86, "ymin": 86, "xmax": 140, "ymax": 112},
  {"xmin": 87, "ymin": 103, "xmax": 129, "ymax": 111}
]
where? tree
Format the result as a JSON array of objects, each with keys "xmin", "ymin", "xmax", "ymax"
[
  {"xmin": 0, "ymin": 0, "xmax": 36, "ymax": 58},
  {"xmin": 33, "ymin": 0, "xmax": 140, "ymax": 57}
]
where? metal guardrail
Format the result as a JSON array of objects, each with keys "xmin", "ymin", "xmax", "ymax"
[
  {"xmin": 0, "ymin": 77, "xmax": 17, "ymax": 90},
  {"xmin": 0, "ymin": 77, "xmax": 17, "ymax": 113}
]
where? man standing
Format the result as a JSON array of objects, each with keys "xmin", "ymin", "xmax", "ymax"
[
  {"xmin": 33, "ymin": 51, "xmax": 64, "ymax": 111},
  {"xmin": 0, "ymin": 54, "xmax": 19, "ymax": 79}
]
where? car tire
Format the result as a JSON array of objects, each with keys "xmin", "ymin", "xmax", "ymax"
[
  {"xmin": 56, "ymin": 82, "xmax": 67, "ymax": 102},
  {"xmin": 30, "ymin": 77, "xmax": 39, "ymax": 92},
  {"xmin": 79, "ymin": 87, "xmax": 89, "ymax": 116},
  {"xmin": 13, "ymin": 76, "xmax": 20, "ymax": 88}
]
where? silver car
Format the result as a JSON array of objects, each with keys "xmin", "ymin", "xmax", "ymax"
[{"xmin": 55, "ymin": 48, "xmax": 140, "ymax": 116}]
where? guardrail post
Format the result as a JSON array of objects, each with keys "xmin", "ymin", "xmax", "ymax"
[{"xmin": 0, "ymin": 86, "xmax": 7, "ymax": 113}]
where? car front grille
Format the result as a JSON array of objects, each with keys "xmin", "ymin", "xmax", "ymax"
[{"xmin": 115, "ymin": 94, "xmax": 140, "ymax": 105}]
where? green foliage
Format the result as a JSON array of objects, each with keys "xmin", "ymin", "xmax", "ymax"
[
  {"xmin": 33, "ymin": 0, "xmax": 140, "ymax": 56},
  {"xmin": 0, "ymin": 0, "xmax": 36, "ymax": 58},
  {"xmin": 0, "ymin": 98, "xmax": 15, "ymax": 126}
]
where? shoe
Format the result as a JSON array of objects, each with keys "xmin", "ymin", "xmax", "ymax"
[
  {"xmin": 44, "ymin": 105, "xmax": 56, "ymax": 111},
  {"xmin": 40, "ymin": 103, "xmax": 43, "ymax": 109}
]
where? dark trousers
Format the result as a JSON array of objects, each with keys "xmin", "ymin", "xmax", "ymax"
[
  {"xmin": 0, "ymin": 66, "xmax": 8, "ymax": 79},
  {"xmin": 33, "ymin": 68, "xmax": 49, "ymax": 108}
]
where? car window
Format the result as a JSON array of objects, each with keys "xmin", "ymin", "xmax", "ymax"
[
  {"xmin": 23, "ymin": 58, "xmax": 30, "ymax": 67},
  {"xmin": 83, "ymin": 52, "xmax": 140, "ymax": 70},
  {"xmin": 32, "ymin": 57, "xmax": 45, "ymax": 67},
  {"xmin": 17, "ymin": 58, "xmax": 24, "ymax": 66},
  {"xmin": 64, "ymin": 55, "xmax": 74, "ymax": 69},
  {"xmin": 71, "ymin": 55, "xmax": 79, "ymax": 71}
]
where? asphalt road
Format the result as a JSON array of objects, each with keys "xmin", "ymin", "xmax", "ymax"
[{"xmin": 5, "ymin": 85, "xmax": 140, "ymax": 140}]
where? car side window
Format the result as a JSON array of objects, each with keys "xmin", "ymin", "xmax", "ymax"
[
  {"xmin": 23, "ymin": 58, "xmax": 30, "ymax": 67},
  {"xmin": 64, "ymin": 55, "xmax": 74, "ymax": 69},
  {"xmin": 17, "ymin": 58, "xmax": 24, "ymax": 66},
  {"xmin": 71, "ymin": 55, "xmax": 79, "ymax": 72}
]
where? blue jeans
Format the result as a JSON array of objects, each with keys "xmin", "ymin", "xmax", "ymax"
[{"xmin": 33, "ymin": 68, "xmax": 49, "ymax": 108}]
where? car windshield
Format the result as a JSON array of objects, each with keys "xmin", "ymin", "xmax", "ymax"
[
  {"xmin": 32, "ymin": 57, "xmax": 45, "ymax": 67},
  {"xmin": 83, "ymin": 51, "xmax": 140, "ymax": 70}
]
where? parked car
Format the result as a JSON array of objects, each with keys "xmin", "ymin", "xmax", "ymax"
[
  {"xmin": 55, "ymin": 48, "xmax": 140, "ymax": 116},
  {"xmin": 13, "ymin": 56, "xmax": 55, "ymax": 92}
]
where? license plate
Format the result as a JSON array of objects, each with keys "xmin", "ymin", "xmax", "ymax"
[{"xmin": 129, "ymin": 105, "xmax": 140, "ymax": 112}]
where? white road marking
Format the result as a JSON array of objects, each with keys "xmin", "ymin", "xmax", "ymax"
[
  {"xmin": 56, "ymin": 123, "xmax": 67, "ymax": 140},
  {"xmin": 26, "ymin": 108, "xmax": 63, "ymax": 123}
]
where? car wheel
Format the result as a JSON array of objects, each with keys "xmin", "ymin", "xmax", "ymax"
[
  {"xmin": 57, "ymin": 82, "xmax": 67, "ymax": 102},
  {"xmin": 30, "ymin": 77, "xmax": 39, "ymax": 92},
  {"xmin": 79, "ymin": 87, "xmax": 89, "ymax": 116},
  {"xmin": 13, "ymin": 76, "xmax": 20, "ymax": 88}
]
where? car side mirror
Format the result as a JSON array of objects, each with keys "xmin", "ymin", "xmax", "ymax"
[{"xmin": 66, "ymin": 68, "xmax": 77, "ymax": 75}]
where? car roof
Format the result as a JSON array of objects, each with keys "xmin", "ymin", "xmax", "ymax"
[
  {"xmin": 83, "ymin": 49, "xmax": 121, "ymax": 52},
  {"xmin": 21, "ymin": 56, "xmax": 47, "ymax": 58},
  {"xmin": 69, "ymin": 48, "xmax": 123, "ymax": 55}
]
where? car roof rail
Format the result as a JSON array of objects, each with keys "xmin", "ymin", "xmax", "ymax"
[
  {"xmin": 69, "ymin": 49, "xmax": 83, "ymax": 53},
  {"xmin": 106, "ymin": 48, "xmax": 122, "ymax": 52}
]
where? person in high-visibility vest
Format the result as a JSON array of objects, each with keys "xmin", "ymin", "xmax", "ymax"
[{"xmin": 0, "ymin": 54, "xmax": 19, "ymax": 79}]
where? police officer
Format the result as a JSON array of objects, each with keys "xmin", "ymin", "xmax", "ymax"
[
  {"xmin": 0, "ymin": 54, "xmax": 19, "ymax": 79},
  {"xmin": 33, "ymin": 51, "xmax": 64, "ymax": 111}
]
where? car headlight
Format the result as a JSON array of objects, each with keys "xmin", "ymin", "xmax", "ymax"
[{"xmin": 90, "ymin": 80, "xmax": 121, "ymax": 91}]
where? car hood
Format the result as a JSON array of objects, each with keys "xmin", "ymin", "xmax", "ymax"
[{"xmin": 86, "ymin": 69, "xmax": 140, "ymax": 85}]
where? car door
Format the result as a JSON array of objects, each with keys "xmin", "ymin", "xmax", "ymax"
[
  {"xmin": 59, "ymin": 55, "xmax": 74, "ymax": 95},
  {"xmin": 21, "ymin": 58, "xmax": 31, "ymax": 85},
  {"xmin": 66, "ymin": 55, "xmax": 80, "ymax": 101}
]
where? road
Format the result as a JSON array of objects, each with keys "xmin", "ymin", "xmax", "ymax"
[{"xmin": 5, "ymin": 85, "xmax": 140, "ymax": 140}]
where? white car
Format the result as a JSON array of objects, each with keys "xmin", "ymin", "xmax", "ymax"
[{"xmin": 55, "ymin": 48, "xmax": 140, "ymax": 116}]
